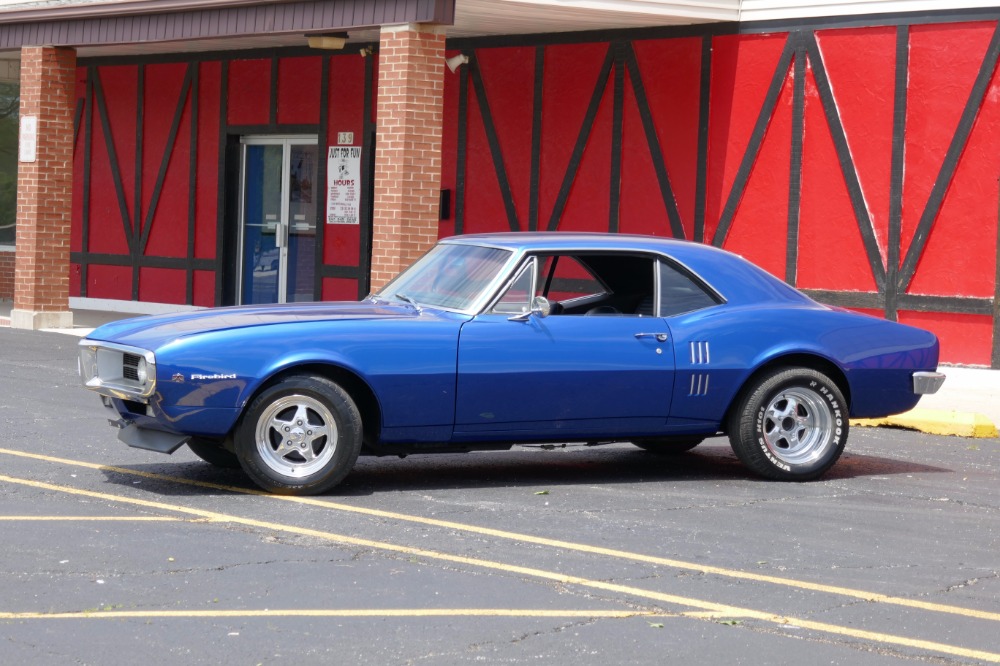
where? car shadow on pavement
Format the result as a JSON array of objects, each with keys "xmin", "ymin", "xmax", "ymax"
[{"xmin": 96, "ymin": 441, "xmax": 950, "ymax": 498}]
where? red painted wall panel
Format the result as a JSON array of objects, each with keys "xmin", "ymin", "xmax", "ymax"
[
  {"xmin": 195, "ymin": 61, "xmax": 222, "ymax": 261},
  {"xmin": 721, "ymin": 58, "xmax": 794, "ymax": 280},
  {"xmin": 798, "ymin": 63, "xmax": 880, "ymax": 293},
  {"xmin": 627, "ymin": 38, "xmax": 703, "ymax": 239},
  {"xmin": 322, "ymin": 277, "xmax": 359, "ymax": 301},
  {"xmin": 558, "ymin": 82, "xmax": 613, "ymax": 232},
  {"xmin": 193, "ymin": 270, "xmax": 215, "ymax": 307},
  {"xmin": 227, "ymin": 58, "xmax": 270, "ymax": 126},
  {"xmin": 142, "ymin": 63, "xmax": 190, "ymax": 262},
  {"xmin": 899, "ymin": 311, "xmax": 993, "ymax": 366},
  {"xmin": 813, "ymin": 27, "xmax": 895, "ymax": 264},
  {"xmin": 705, "ymin": 33, "xmax": 789, "ymax": 244},
  {"xmin": 538, "ymin": 42, "xmax": 610, "ymax": 231},
  {"xmin": 138, "ymin": 267, "xmax": 186, "ymax": 303},
  {"xmin": 87, "ymin": 264, "xmax": 131, "ymax": 300},
  {"xmin": 902, "ymin": 22, "xmax": 995, "ymax": 252},
  {"xmin": 278, "ymin": 56, "xmax": 322, "ymax": 126},
  {"xmin": 478, "ymin": 47, "xmax": 536, "ymax": 231},
  {"xmin": 618, "ymin": 80, "xmax": 667, "ymax": 237},
  {"xmin": 86, "ymin": 116, "xmax": 131, "ymax": 254},
  {"xmin": 87, "ymin": 67, "xmax": 137, "ymax": 256},
  {"xmin": 907, "ymin": 46, "xmax": 1000, "ymax": 299},
  {"xmin": 462, "ymin": 68, "xmax": 515, "ymax": 235},
  {"xmin": 98, "ymin": 65, "xmax": 139, "ymax": 224}
]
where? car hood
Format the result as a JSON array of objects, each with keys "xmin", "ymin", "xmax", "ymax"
[{"xmin": 84, "ymin": 301, "xmax": 432, "ymax": 350}]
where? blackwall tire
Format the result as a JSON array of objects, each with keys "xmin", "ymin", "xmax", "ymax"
[
  {"xmin": 632, "ymin": 437, "xmax": 704, "ymax": 454},
  {"xmin": 728, "ymin": 367, "xmax": 848, "ymax": 481},
  {"xmin": 236, "ymin": 375, "xmax": 363, "ymax": 495},
  {"xmin": 187, "ymin": 438, "xmax": 241, "ymax": 468}
]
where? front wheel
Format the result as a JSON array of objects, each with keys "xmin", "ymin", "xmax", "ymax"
[
  {"xmin": 236, "ymin": 375, "xmax": 363, "ymax": 495},
  {"xmin": 728, "ymin": 368, "xmax": 848, "ymax": 481}
]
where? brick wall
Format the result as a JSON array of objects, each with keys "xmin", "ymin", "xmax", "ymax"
[
  {"xmin": 0, "ymin": 248, "xmax": 13, "ymax": 300},
  {"xmin": 14, "ymin": 46, "xmax": 75, "ymax": 314},
  {"xmin": 369, "ymin": 24, "xmax": 445, "ymax": 291}
]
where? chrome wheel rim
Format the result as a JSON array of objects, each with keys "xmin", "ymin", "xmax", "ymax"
[
  {"xmin": 761, "ymin": 387, "xmax": 832, "ymax": 465},
  {"xmin": 255, "ymin": 394, "xmax": 338, "ymax": 478}
]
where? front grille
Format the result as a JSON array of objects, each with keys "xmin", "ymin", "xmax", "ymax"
[{"xmin": 123, "ymin": 353, "xmax": 141, "ymax": 381}]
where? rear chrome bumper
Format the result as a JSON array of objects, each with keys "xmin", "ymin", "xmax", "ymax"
[{"xmin": 913, "ymin": 371, "xmax": 946, "ymax": 395}]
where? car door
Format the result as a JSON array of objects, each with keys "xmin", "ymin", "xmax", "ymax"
[{"xmin": 453, "ymin": 254, "xmax": 674, "ymax": 438}]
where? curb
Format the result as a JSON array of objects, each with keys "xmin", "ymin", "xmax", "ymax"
[{"xmin": 852, "ymin": 409, "xmax": 998, "ymax": 439}]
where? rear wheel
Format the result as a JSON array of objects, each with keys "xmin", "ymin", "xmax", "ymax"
[
  {"xmin": 632, "ymin": 437, "xmax": 704, "ymax": 454},
  {"xmin": 728, "ymin": 367, "xmax": 847, "ymax": 480},
  {"xmin": 187, "ymin": 438, "xmax": 240, "ymax": 468},
  {"xmin": 236, "ymin": 375, "xmax": 363, "ymax": 495}
]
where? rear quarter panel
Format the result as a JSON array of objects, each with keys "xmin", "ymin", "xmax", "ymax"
[{"xmin": 666, "ymin": 304, "xmax": 939, "ymax": 425}]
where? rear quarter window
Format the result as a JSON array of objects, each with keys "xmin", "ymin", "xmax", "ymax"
[{"xmin": 659, "ymin": 260, "xmax": 721, "ymax": 317}]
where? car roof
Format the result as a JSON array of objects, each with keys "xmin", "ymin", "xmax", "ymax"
[
  {"xmin": 443, "ymin": 231, "xmax": 741, "ymax": 264},
  {"xmin": 442, "ymin": 232, "xmax": 815, "ymax": 308}
]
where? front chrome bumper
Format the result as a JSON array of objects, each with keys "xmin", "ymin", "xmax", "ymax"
[
  {"xmin": 79, "ymin": 339, "xmax": 157, "ymax": 402},
  {"xmin": 913, "ymin": 371, "xmax": 946, "ymax": 395}
]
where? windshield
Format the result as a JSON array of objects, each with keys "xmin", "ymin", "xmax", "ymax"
[{"xmin": 376, "ymin": 243, "xmax": 513, "ymax": 311}]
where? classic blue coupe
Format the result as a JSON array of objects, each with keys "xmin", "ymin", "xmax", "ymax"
[{"xmin": 79, "ymin": 233, "xmax": 944, "ymax": 495}]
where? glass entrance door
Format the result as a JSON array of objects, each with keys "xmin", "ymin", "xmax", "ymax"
[{"xmin": 239, "ymin": 136, "xmax": 319, "ymax": 304}]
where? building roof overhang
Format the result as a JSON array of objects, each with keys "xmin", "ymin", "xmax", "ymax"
[{"xmin": 0, "ymin": 0, "xmax": 738, "ymax": 57}]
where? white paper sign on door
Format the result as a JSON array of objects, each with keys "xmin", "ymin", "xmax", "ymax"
[{"xmin": 326, "ymin": 146, "xmax": 361, "ymax": 225}]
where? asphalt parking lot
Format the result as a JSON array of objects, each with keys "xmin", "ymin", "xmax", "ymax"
[{"xmin": 2, "ymin": 326, "xmax": 1000, "ymax": 665}]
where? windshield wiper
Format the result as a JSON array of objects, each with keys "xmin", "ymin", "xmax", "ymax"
[{"xmin": 394, "ymin": 293, "xmax": 422, "ymax": 313}]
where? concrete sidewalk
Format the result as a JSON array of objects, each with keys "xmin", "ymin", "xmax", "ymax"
[{"xmin": 2, "ymin": 301, "xmax": 998, "ymax": 437}]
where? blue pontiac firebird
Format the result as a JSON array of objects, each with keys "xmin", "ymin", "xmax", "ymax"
[{"xmin": 79, "ymin": 233, "xmax": 944, "ymax": 495}]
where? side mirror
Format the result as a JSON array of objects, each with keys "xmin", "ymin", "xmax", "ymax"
[{"xmin": 508, "ymin": 296, "xmax": 552, "ymax": 321}]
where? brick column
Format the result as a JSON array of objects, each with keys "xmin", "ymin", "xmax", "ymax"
[
  {"xmin": 11, "ymin": 46, "xmax": 75, "ymax": 330},
  {"xmin": 369, "ymin": 23, "xmax": 445, "ymax": 292}
]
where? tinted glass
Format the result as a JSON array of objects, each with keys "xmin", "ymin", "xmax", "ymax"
[
  {"xmin": 379, "ymin": 243, "xmax": 512, "ymax": 311},
  {"xmin": 659, "ymin": 260, "xmax": 719, "ymax": 316}
]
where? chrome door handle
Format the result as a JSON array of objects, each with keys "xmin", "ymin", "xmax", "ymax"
[{"xmin": 634, "ymin": 332, "xmax": 668, "ymax": 342}]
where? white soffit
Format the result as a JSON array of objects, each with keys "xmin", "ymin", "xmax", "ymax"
[
  {"xmin": 741, "ymin": 0, "xmax": 1000, "ymax": 22},
  {"xmin": 453, "ymin": 0, "xmax": 740, "ymax": 34}
]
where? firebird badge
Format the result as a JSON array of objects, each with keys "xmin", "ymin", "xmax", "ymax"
[
  {"xmin": 191, "ymin": 373, "xmax": 238, "ymax": 380},
  {"xmin": 172, "ymin": 373, "xmax": 184, "ymax": 383}
]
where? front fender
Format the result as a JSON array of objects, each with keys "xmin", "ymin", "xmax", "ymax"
[{"xmin": 152, "ymin": 317, "xmax": 464, "ymax": 435}]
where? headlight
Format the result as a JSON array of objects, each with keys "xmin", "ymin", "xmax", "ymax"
[{"xmin": 135, "ymin": 357, "xmax": 148, "ymax": 384}]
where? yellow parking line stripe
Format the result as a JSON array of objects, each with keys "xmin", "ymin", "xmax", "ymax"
[
  {"xmin": 0, "ymin": 609, "xmax": 655, "ymax": 620},
  {"xmin": 0, "ymin": 516, "xmax": 184, "ymax": 522},
  {"xmin": 1, "ymin": 472, "xmax": 998, "ymax": 664},
  {"xmin": 1, "ymin": 447, "xmax": 996, "ymax": 624}
]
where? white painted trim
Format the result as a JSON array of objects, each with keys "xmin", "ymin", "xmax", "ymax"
[
  {"xmin": 0, "ymin": 244, "xmax": 14, "ymax": 252},
  {"xmin": 69, "ymin": 297, "xmax": 204, "ymax": 315},
  {"xmin": 741, "ymin": 0, "xmax": 1000, "ymax": 22}
]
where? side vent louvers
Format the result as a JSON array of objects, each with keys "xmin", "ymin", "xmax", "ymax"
[
  {"xmin": 690, "ymin": 341, "xmax": 710, "ymax": 364},
  {"xmin": 688, "ymin": 341, "xmax": 711, "ymax": 396}
]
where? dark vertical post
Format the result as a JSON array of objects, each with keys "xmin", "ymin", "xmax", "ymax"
[
  {"xmin": 887, "ymin": 26, "xmax": 909, "ymax": 322},
  {"xmin": 608, "ymin": 42, "xmax": 625, "ymax": 234},
  {"xmin": 694, "ymin": 36, "xmax": 712, "ymax": 244},
  {"xmin": 786, "ymin": 33, "xmax": 805, "ymax": 286},
  {"xmin": 528, "ymin": 45, "xmax": 544, "ymax": 232}
]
